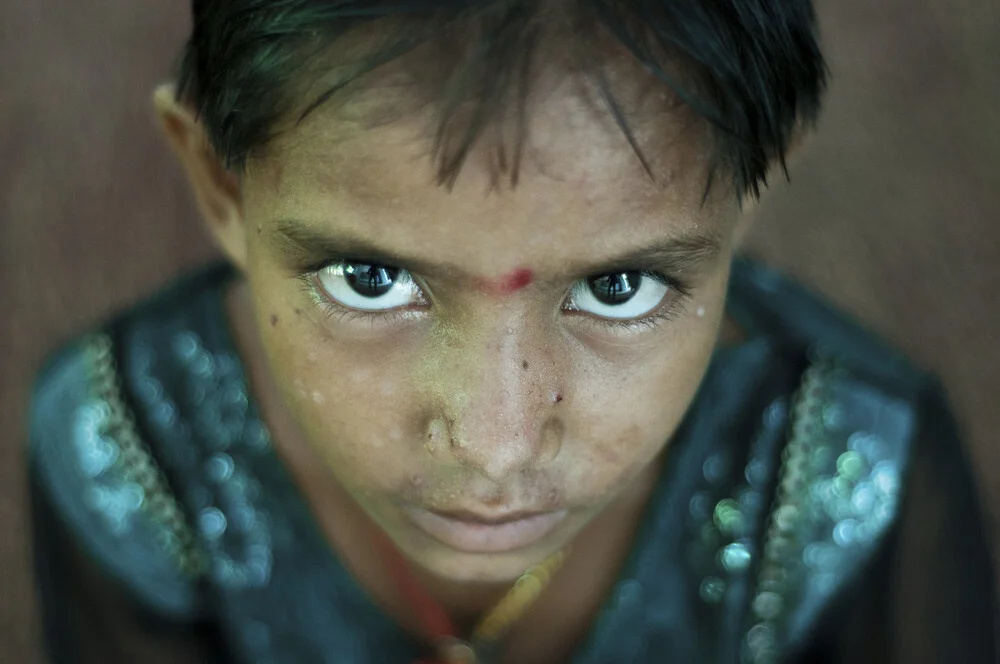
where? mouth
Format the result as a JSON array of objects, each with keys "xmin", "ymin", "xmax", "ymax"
[{"xmin": 402, "ymin": 506, "xmax": 570, "ymax": 554}]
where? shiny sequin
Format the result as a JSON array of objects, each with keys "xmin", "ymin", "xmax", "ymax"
[
  {"xmin": 752, "ymin": 591, "xmax": 784, "ymax": 620},
  {"xmin": 699, "ymin": 576, "xmax": 727, "ymax": 604},
  {"xmin": 689, "ymin": 491, "xmax": 712, "ymax": 521},
  {"xmin": 703, "ymin": 453, "xmax": 730, "ymax": 484},
  {"xmin": 153, "ymin": 401, "xmax": 178, "ymax": 428},
  {"xmin": 159, "ymin": 330, "xmax": 274, "ymax": 588},
  {"xmin": 741, "ymin": 360, "xmax": 906, "ymax": 663},
  {"xmin": 720, "ymin": 542, "xmax": 752, "ymax": 572},
  {"xmin": 78, "ymin": 435, "xmax": 120, "ymax": 477},
  {"xmin": 745, "ymin": 623, "xmax": 779, "ymax": 664},
  {"xmin": 835, "ymin": 451, "xmax": 865, "ymax": 480},
  {"xmin": 744, "ymin": 457, "xmax": 769, "ymax": 488},
  {"xmin": 173, "ymin": 332, "xmax": 200, "ymax": 361},
  {"xmin": 206, "ymin": 453, "xmax": 236, "ymax": 483},
  {"xmin": 713, "ymin": 499, "xmax": 745, "ymax": 537},
  {"xmin": 763, "ymin": 399, "xmax": 788, "ymax": 429},
  {"xmin": 200, "ymin": 507, "xmax": 228, "ymax": 539}
]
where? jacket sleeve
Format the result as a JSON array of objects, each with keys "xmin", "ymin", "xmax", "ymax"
[
  {"xmin": 27, "ymin": 336, "xmax": 226, "ymax": 664},
  {"xmin": 828, "ymin": 383, "xmax": 998, "ymax": 663},
  {"xmin": 30, "ymin": 466, "xmax": 225, "ymax": 664}
]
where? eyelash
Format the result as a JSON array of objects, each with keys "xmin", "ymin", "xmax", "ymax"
[
  {"xmin": 296, "ymin": 261, "xmax": 693, "ymax": 332},
  {"xmin": 574, "ymin": 271, "xmax": 692, "ymax": 333},
  {"xmin": 296, "ymin": 273, "xmax": 419, "ymax": 327}
]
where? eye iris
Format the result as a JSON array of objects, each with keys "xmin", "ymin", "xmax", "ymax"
[
  {"xmin": 344, "ymin": 263, "xmax": 399, "ymax": 297},
  {"xmin": 588, "ymin": 271, "xmax": 642, "ymax": 305}
]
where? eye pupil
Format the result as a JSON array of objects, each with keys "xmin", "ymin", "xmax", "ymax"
[
  {"xmin": 344, "ymin": 263, "xmax": 399, "ymax": 297},
  {"xmin": 588, "ymin": 271, "xmax": 641, "ymax": 305}
]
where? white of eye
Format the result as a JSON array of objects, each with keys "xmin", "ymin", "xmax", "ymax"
[
  {"xmin": 566, "ymin": 273, "xmax": 670, "ymax": 320},
  {"xmin": 316, "ymin": 263, "xmax": 422, "ymax": 311}
]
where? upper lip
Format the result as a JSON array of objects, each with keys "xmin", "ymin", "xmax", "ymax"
[{"xmin": 428, "ymin": 508, "xmax": 553, "ymax": 525}]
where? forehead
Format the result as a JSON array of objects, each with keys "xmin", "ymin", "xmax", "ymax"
[{"xmin": 244, "ymin": 77, "xmax": 737, "ymax": 273}]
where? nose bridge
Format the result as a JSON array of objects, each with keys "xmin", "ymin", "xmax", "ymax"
[{"xmin": 423, "ymin": 315, "xmax": 559, "ymax": 480}]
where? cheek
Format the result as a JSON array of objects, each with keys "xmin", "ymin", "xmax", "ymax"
[
  {"xmin": 566, "ymin": 305, "xmax": 721, "ymax": 492},
  {"xmin": 257, "ymin": 299, "xmax": 420, "ymax": 489}
]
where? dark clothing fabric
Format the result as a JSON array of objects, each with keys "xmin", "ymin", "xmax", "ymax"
[{"xmin": 27, "ymin": 259, "xmax": 998, "ymax": 663}]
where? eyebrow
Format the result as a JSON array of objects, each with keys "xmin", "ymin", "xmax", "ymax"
[{"xmin": 268, "ymin": 218, "xmax": 723, "ymax": 280}]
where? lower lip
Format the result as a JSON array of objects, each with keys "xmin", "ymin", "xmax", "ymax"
[{"xmin": 403, "ymin": 507, "xmax": 569, "ymax": 554}]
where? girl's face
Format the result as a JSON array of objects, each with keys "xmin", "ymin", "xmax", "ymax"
[{"xmin": 161, "ymin": 77, "xmax": 744, "ymax": 584}]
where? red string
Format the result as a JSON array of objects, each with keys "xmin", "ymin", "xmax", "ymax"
[{"xmin": 374, "ymin": 531, "xmax": 457, "ymax": 663}]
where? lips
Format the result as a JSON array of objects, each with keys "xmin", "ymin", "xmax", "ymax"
[{"xmin": 403, "ymin": 506, "xmax": 569, "ymax": 554}]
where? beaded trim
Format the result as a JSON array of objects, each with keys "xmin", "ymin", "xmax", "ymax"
[
  {"xmin": 81, "ymin": 333, "xmax": 206, "ymax": 577},
  {"xmin": 743, "ymin": 359, "xmax": 836, "ymax": 664}
]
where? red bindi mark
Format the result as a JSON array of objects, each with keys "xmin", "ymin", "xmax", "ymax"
[{"xmin": 473, "ymin": 268, "xmax": 534, "ymax": 297}]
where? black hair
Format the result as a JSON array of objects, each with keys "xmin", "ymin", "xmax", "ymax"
[{"xmin": 177, "ymin": 0, "xmax": 826, "ymax": 200}]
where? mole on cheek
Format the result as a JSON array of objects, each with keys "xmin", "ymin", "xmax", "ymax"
[
  {"xmin": 270, "ymin": 314, "xmax": 279, "ymax": 327},
  {"xmin": 521, "ymin": 360, "xmax": 529, "ymax": 370}
]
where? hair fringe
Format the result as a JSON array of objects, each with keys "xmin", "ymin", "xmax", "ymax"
[{"xmin": 176, "ymin": 0, "xmax": 827, "ymax": 199}]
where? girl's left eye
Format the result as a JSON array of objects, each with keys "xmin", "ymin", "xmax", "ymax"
[
  {"xmin": 315, "ymin": 262, "xmax": 423, "ymax": 311},
  {"xmin": 565, "ymin": 271, "xmax": 671, "ymax": 320}
]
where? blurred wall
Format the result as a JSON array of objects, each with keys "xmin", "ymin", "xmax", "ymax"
[{"xmin": 1, "ymin": 2, "xmax": 997, "ymax": 662}]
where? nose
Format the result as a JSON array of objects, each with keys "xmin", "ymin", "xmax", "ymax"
[{"xmin": 421, "ymin": 320, "xmax": 563, "ymax": 481}]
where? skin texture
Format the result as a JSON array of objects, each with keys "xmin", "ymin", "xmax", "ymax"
[{"xmin": 154, "ymin": 64, "xmax": 757, "ymax": 658}]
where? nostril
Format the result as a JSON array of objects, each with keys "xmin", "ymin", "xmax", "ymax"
[
  {"xmin": 425, "ymin": 418, "xmax": 451, "ymax": 457},
  {"xmin": 539, "ymin": 418, "xmax": 564, "ymax": 464}
]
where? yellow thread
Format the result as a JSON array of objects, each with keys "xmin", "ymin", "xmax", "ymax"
[{"xmin": 471, "ymin": 549, "xmax": 567, "ymax": 643}]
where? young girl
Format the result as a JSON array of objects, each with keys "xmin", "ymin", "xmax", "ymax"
[{"xmin": 28, "ymin": 1, "xmax": 997, "ymax": 662}]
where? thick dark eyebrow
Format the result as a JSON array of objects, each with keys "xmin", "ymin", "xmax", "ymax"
[
  {"xmin": 574, "ymin": 233, "xmax": 723, "ymax": 278},
  {"xmin": 269, "ymin": 219, "xmax": 469, "ymax": 279},
  {"xmin": 269, "ymin": 218, "xmax": 722, "ymax": 280}
]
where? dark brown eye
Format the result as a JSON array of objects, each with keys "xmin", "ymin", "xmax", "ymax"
[
  {"xmin": 315, "ymin": 262, "xmax": 420, "ymax": 311},
  {"xmin": 586, "ymin": 271, "xmax": 642, "ymax": 305},
  {"xmin": 567, "ymin": 271, "xmax": 670, "ymax": 320},
  {"xmin": 344, "ymin": 263, "xmax": 399, "ymax": 297}
]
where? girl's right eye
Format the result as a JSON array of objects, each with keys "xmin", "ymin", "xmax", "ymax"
[
  {"xmin": 564, "ymin": 271, "xmax": 672, "ymax": 320},
  {"xmin": 315, "ymin": 262, "xmax": 423, "ymax": 311}
]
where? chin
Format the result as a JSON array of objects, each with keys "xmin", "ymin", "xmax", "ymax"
[
  {"xmin": 411, "ymin": 545, "xmax": 553, "ymax": 584},
  {"xmin": 396, "ymin": 517, "xmax": 581, "ymax": 584}
]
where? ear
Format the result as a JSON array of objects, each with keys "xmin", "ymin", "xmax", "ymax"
[{"xmin": 153, "ymin": 84, "xmax": 249, "ymax": 269}]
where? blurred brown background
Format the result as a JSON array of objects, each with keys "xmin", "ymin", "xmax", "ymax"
[{"xmin": 1, "ymin": 1, "xmax": 997, "ymax": 661}]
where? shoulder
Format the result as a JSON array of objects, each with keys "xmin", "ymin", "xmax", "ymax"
[
  {"xmin": 728, "ymin": 257, "xmax": 924, "ymax": 390},
  {"xmin": 728, "ymin": 259, "xmax": 979, "ymax": 658},
  {"xmin": 727, "ymin": 258, "xmax": 936, "ymax": 452},
  {"xmin": 26, "ymin": 265, "xmax": 235, "ymax": 619}
]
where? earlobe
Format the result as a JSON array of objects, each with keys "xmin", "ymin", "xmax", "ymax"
[{"xmin": 153, "ymin": 84, "xmax": 249, "ymax": 269}]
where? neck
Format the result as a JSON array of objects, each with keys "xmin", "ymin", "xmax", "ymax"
[{"xmin": 411, "ymin": 569, "xmax": 515, "ymax": 634}]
